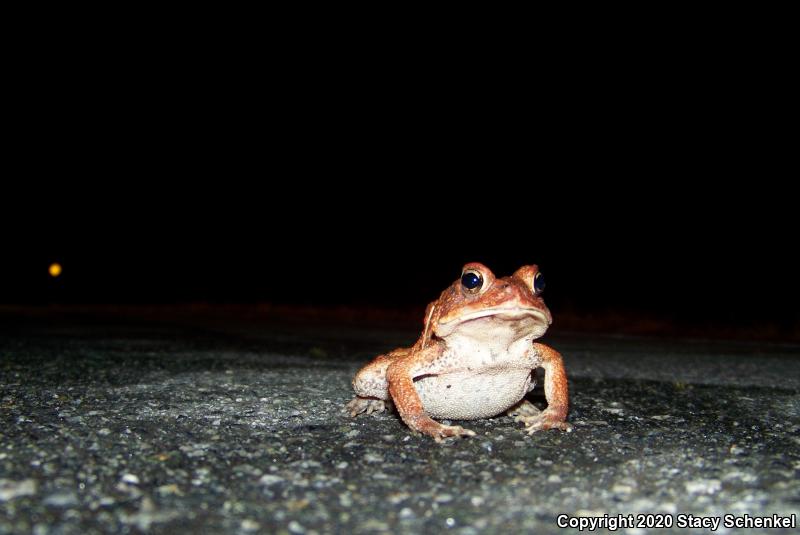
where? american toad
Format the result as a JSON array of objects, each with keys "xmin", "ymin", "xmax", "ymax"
[{"xmin": 346, "ymin": 262, "xmax": 570, "ymax": 442}]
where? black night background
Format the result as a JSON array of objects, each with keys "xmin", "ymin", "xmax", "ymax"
[{"xmin": 5, "ymin": 47, "xmax": 796, "ymax": 340}]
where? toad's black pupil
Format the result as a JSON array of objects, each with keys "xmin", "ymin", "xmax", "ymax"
[
  {"xmin": 534, "ymin": 272, "xmax": 545, "ymax": 294},
  {"xmin": 461, "ymin": 272, "xmax": 482, "ymax": 290}
]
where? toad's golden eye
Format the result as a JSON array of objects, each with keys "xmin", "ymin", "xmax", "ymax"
[
  {"xmin": 533, "ymin": 272, "xmax": 545, "ymax": 295},
  {"xmin": 461, "ymin": 270, "xmax": 483, "ymax": 293}
]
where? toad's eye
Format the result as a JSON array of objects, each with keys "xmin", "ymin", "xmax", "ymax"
[
  {"xmin": 461, "ymin": 270, "xmax": 483, "ymax": 293},
  {"xmin": 533, "ymin": 272, "xmax": 545, "ymax": 295}
]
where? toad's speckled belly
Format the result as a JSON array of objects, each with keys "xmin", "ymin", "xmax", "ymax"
[{"xmin": 414, "ymin": 367, "xmax": 533, "ymax": 420}]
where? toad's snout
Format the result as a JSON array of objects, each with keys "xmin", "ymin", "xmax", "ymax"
[{"xmin": 494, "ymin": 279, "xmax": 531, "ymax": 302}]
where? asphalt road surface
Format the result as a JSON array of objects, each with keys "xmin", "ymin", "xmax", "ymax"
[{"xmin": 1, "ymin": 308, "xmax": 798, "ymax": 534}]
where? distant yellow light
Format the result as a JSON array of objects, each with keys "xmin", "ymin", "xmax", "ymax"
[{"xmin": 49, "ymin": 263, "xmax": 62, "ymax": 277}]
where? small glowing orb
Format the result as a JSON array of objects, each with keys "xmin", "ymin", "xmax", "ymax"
[{"xmin": 49, "ymin": 263, "xmax": 62, "ymax": 277}]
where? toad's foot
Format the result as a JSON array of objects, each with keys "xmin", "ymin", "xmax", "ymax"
[
  {"xmin": 507, "ymin": 399, "xmax": 542, "ymax": 421},
  {"xmin": 517, "ymin": 409, "xmax": 573, "ymax": 434},
  {"xmin": 428, "ymin": 424, "xmax": 477, "ymax": 443},
  {"xmin": 412, "ymin": 417, "xmax": 476, "ymax": 443},
  {"xmin": 346, "ymin": 397, "xmax": 391, "ymax": 417}
]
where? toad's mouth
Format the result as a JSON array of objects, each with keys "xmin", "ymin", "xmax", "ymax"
[{"xmin": 439, "ymin": 306, "xmax": 549, "ymax": 326}]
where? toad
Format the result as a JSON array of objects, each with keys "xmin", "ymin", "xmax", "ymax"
[{"xmin": 346, "ymin": 262, "xmax": 570, "ymax": 441}]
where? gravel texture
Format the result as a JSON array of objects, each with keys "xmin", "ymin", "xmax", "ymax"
[{"xmin": 1, "ymin": 311, "xmax": 799, "ymax": 534}]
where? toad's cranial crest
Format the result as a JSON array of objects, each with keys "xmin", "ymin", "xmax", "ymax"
[{"xmin": 346, "ymin": 262, "xmax": 571, "ymax": 442}]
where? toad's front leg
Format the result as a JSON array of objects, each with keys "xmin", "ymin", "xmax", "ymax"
[
  {"xmin": 386, "ymin": 342, "xmax": 476, "ymax": 442},
  {"xmin": 517, "ymin": 343, "xmax": 571, "ymax": 433}
]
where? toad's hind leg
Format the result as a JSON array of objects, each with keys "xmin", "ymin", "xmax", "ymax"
[
  {"xmin": 346, "ymin": 348, "xmax": 407, "ymax": 417},
  {"xmin": 345, "ymin": 397, "xmax": 393, "ymax": 417},
  {"xmin": 506, "ymin": 399, "xmax": 541, "ymax": 420}
]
